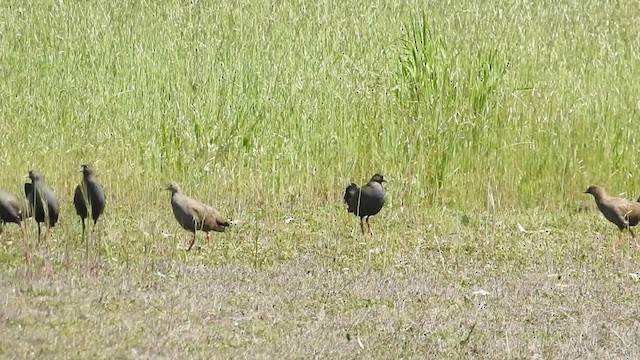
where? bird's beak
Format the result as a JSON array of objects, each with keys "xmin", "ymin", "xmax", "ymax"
[
  {"xmin": 24, "ymin": 174, "xmax": 29, "ymax": 179},
  {"xmin": 78, "ymin": 168, "xmax": 83, "ymax": 173},
  {"xmin": 382, "ymin": 179, "xmax": 387, "ymax": 183}
]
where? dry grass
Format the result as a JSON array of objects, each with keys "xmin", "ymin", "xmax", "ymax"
[{"xmin": 2, "ymin": 205, "xmax": 640, "ymax": 358}]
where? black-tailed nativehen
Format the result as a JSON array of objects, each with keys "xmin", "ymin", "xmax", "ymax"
[
  {"xmin": 24, "ymin": 170, "xmax": 59, "ymax": 240},
  {"xmin": 73, "ymin": 164, "xmax": 106, "ymax": 238},
  {"xmin": 165, "ymin": 181, "xmax": 230, "ymax": 251},
  {"xmin": 584, "ymin": 185, "xmax": 640, "ymax": 250},
  {"xmin": 0, "ymin": 190, "xmax": 28, "ymax": 231},
  {"xmin": 344, "ymin": 173, "xmax": 386, "ymax": 236}
]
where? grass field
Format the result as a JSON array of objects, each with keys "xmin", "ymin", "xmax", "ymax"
[{"xmin": 1, "ymin": 0, "xmax": 640, "ymax": 358}]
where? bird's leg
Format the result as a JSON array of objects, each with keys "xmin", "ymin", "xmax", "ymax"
[
  {"xmin": 366, "ymin": 217, "xmax": 374, "ymax": 236},
  {"xmin": 629, "ymin": 228, "xmax": 640, "ymax": 248},
  {"xmin": 207, "ymin": 232, "xmax": 212, "ymax": 248},
  {"xmin": 37, "ymin": 223, "xmax": 42, "ymax": 244},
  {"xmin": 187, "ymin": 233, "xmax": 196, "ymax": 251},
  {"xmin": 360, "ymin": 217, "xmax": 366, "ymax": 235},
  {"xmin": 20, "ymin": 222, "xmax": 30, "ymax": 266},
  {"xmin": 84, "ymin": 221, "xmax": 90, "ymax": 268},
  {"xmin": 613, "ymin": 230, "xmax": 624, "ymax": 252}
]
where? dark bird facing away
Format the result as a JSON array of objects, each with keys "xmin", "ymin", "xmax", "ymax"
[
  {"xmin": 165, "ymin": 181, "xmax": 230, "ymax": 251},
  {"xmin": 0, "ymin": 190, "xmax": 28, "ymax": 231},
  {"xmin": 24, "ymin": 170, "xmax": 59, "ymax": 241},
  {"xmin": 584, "ymin": 185, "xmax": 640, "ymax": 250},
  {"xmin": 73, "ymin": 164, "xmax": 106, "ymax": 239},
  {"xmin": 344, "ymin": 173, "xmax": 386, "ymax": 236}
]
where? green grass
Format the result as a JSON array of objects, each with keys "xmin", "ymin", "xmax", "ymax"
[{"xmin": 1, "ymin": 0, "xmax": 640, "ymax": 358}]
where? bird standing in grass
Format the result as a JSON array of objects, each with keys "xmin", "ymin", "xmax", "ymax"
[
  {"xmin": 0, "ymin": 190, "xmax": 28, "ymax": 232},
  {"xmin": 165, "ymin": 181, "xmax": 230, "ymax": 251},
  {"xmin": 584, "ymin": 185, "xmax": 640, "ymax": 250},
  {"xmin": 24, "ymin": 170, "xmax": 59, "ymax": 241},
  {"xmin": 73, "ymin": 164, "xmax": 106, "ymax": 239},
  {"xmin": 344, "ymin": 173, "xmax": 386, "ymax": 236}
]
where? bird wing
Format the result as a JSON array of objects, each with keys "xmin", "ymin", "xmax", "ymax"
[
  {"xmin": 176, "ymin": 195, "xmax": 201, "ymax": 223},
  {"xmin": 74, "ymin": 184, "xmax": 88, "ymax": 217},
  {"xmin": 205, "ymin": 205, "xmax": 230, "ymax": 227},
  {"xmin": 189, "ymin": 199, "xmax": 228, "ymax": 231},
  {"xmin": 187, "ymin": 198, "xmax": 207, "ymax": 221},
  {"xmin": 87, "ymin": 178, "xmax": 106, "ymax": 206},
  {"xmin": 618, "ymin": 200, "xmax": 640, "ymax": 226},
  {"xmin": 24, "ymin": 183, "xmax": 33, "ymax": 199},
  {"xmin": 357, "ymin": 182, "xmax": 386, "ymax": 215},
  {"xmin": 361, "ymin": 182, "xmax": 386, "ymax": 202},
  {"xmin": 41, "ymin": 185, "xmax": 60, "ymax": 223}
]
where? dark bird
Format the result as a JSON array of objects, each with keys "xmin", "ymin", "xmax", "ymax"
[
  {"xmin": 344, "ymin": 173, "xmax": 386, "ymax": 236},
  {"xmin": 73, "ymin": 164, "xmax": 106, "ymax": 239},
  {"xmin": 24, "ymin": 170, "xmax": 59, "ymax": 241},
  {"xmin": 165, "ymin": 181, "xmax": 230, "ymax": 251},
  {"xmin": 0, "ymin": 190, "xmax": 28, "ymax": 231},
  {"xmin": 584, "ymin": 185, "xmax": 640, "ymax": 250}
]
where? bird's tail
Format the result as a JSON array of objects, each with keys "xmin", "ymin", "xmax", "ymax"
[
  {"xmin": 344, "ymin": 183, "xmax": 361, "ymax": 214},
  {"xmin": 343, "ymin": 183, "xmax": 359, "ymax": 203}
]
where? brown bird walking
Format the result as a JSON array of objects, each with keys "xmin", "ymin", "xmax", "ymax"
[
  {"xmin": 165, "ymin": 181, "xmax": 230, "ymax": 251},
  {"xmin": 584, "ymin": 185, "xmax": 640, "ymax": 250},
  {"xmin": 344, "ymin": 174, "xmax": 386, "ymax": 236}
]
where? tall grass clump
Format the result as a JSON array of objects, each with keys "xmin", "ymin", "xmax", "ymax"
[
  {"xmin": 396, "ymin": 12, "xmax": 507, "ymax": 204},
  {"xmin": 393, "ymin": 2, "xmax": 640, "ymax": 209}
]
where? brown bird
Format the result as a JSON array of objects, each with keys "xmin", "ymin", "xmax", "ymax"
[
  {"xmin": 0, "ymin": 190, "xmax": 29, "ymax": 232},
  {"xmin": 584, "ymin": 185, "xmax": 640, "ymax": 250},
  {"xmin": 24, "ymin": 170, "xmax": 59, "ymax": 241},
  {"xmin": 73, "ymin": 164, "xmax": 106, "ymax": 239},
  {"xmin": 344, "ymin": 174, "xmax": 386, "ymax": 236},
  {"xmin": 165, "ymin": 181, "xmax": 230, "ymax": 251}
]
